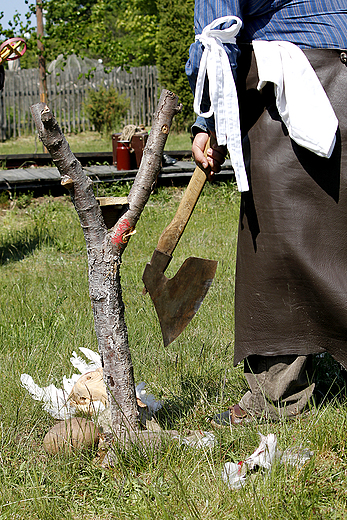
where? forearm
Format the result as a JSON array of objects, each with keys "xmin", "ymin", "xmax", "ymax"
[{"xmin": 186, "ymin": 40, "xmax": 240, "ymax": 136}]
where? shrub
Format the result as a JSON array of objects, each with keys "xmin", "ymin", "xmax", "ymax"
[{"xmin": 84, "ymin": 85, "xmax": 130, "ymax": 136}]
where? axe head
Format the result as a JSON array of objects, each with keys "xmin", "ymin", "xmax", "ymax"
[{"xmin": 142, "ymin": 249, "xmax": 218, "ymax": 347}]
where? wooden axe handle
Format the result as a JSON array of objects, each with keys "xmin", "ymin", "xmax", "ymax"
[{"xmin": 156, "ymin": 138, "xmax": 211, "ymax": 257}]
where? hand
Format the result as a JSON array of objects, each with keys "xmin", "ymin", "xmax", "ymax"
[{"xmin": 192, "ymin": 132, "xmax": 227, "ymax": 180}]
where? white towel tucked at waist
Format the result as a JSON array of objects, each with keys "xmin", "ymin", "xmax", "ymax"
[{"xmin": 252, "ymin": 39, "xmax": 338, "ymax": 158}]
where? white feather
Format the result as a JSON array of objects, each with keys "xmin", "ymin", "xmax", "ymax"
[
  {"xmin": 70, "ymin": 351, "xmax": 92, "ymax": 374},
  {"xmin": 62, "ymin": 374, "xmax": 80, "ymax": 395},
  {"xmin": 21, "ymin": 349, "xmax": 162, "ymax": 420},
  {"xmin": 79, "ymin": 347, "xmax": 102, "ymax": 367},
  {"xmin": 70, "ymin": 348, "xmax": 101, "ymax": 374},
  {"xmin": 222, "ymin": 462, "xmax": 247, "ymax": 489},
  {"xmin": 20, "ymin": 374, "xmax": 73, "ymax": 420}
]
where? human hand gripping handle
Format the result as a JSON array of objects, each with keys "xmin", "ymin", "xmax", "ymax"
[
  {"xmin": 156, "ymin": 137, "xmax": 216, "ymax": 256},
  {"xmin": 192, "ymin": 133, "xmax": 227, "ymax": 181}
]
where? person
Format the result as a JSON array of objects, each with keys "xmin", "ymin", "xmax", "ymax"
[{"xmin": 186, "ymin": 1, "xmax": 347, "ymax": 423}]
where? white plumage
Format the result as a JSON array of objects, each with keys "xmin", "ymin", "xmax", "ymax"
[{"xmin": 21, "ymin": 347, "xmax": 162, "ymax": 420}]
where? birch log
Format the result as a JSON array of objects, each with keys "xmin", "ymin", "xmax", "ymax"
[{"xmin": 30, "ymin": 89, "xmax": 181, "ymax": 435}]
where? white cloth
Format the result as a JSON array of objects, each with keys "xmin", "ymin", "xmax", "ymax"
[
  {"xmin": 194, "ymin": 16, "xmax": 249, "ymax": 192},
  {"xmin": 193, "ymin": 17, "xmax": 339, "ymax": 193},
  {"xmin": 252, "ymin": 39, "xmax": 338, "ymax": 158}
]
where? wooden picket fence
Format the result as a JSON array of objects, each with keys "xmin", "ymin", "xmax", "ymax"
[{"xmin": 0, "ymin": 65, "xmax": 159, "ymax": 141}]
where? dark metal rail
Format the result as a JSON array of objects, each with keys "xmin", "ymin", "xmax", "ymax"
[
  {"xmin": 0, "ymin": 150, "xmax": 192, "ymax": 170},
  {"xmin": 0, "ymin": 152, "xmax": 234, "ymax": 196}
]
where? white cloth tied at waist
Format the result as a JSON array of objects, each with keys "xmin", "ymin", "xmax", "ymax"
[
  {"xmin": 194, "ymin": 16, "xmax": 338, "ymax": 193},
  {"xmin": 252, "ymin": 39, "xmax": 338, "ymax": 159},
  {"xmin": 194, "ymin": 16, "xmax": 249, "ymax": 192}
]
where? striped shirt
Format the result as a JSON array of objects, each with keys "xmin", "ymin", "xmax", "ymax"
[{"xmin": 186, "ymin": 0, "xmax": 347, "ymax": 132}]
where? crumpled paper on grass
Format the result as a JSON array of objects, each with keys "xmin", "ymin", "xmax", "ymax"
[
  {"xmin": 20, "ymin": 347, "xmax": 163, "ymax": 420},
  {"xmin": 222, "ymin": 433, "xmax": 313, "ymax": 489}
]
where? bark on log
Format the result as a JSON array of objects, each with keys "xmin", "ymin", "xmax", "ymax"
[{"xmin": 30, "ymin": 90, "xmax": 181, "ymax": 435}]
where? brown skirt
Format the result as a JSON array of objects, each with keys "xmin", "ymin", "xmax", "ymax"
[{"xmin": 234, "ymin": 47, "xmax": 347, "ymax": 370}]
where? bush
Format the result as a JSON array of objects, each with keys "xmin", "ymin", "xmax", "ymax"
[{"xmin": 84, "ymin": 85, "xmax": 130, "ymax": 136}]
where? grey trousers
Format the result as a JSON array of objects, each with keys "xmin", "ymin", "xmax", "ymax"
[{"xmin": 239, "ymin": 355, "xmax": 315, "ymax": 420}]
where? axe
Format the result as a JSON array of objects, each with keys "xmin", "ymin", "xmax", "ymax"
[{"xmin": 142, "ymin": 140, "xmax": 218, "ymax": 347}]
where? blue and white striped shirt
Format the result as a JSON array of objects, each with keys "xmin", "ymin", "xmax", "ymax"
[{"xmin": 186, "ymin": 0, "xmax": 347, "ymax": 132}]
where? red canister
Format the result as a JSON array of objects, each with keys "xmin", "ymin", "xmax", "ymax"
[{"xmin": 116, "ymin": 140, "xmax": 131, "ymax": 171}]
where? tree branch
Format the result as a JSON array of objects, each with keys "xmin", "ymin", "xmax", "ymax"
[{"xmin": 30, "ymin": 89, "xmax": 181, "ymax": 435}]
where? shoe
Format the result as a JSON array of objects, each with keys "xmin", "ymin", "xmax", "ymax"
[
  {"xmin": 211, "ymin": 404, "xmax": 252, "ymax": 428},
  {"xmin": 162, "ymin": 153, "xmax": 177, "ymax": 167}
]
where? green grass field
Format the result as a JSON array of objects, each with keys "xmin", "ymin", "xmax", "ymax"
[
  {"xmin": 0, "ymin": 131, "xmax": 192, "ymax": 155},
  {"xmin": 0, "ymin": 182, "xmax": 346, "ymax": 519}
]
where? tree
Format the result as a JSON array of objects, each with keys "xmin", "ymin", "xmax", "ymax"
[
  {"xmin": 43, "ymin": 0, "xmax": 158, "ymax": 67},
  {"xmin": 156, "ymin": 0, "xmax": 195, "ymax": 131},
  {"xmin": 1, "ymin": 0, "xmax": 197, "ymax": 131},
  {"xmin": 30, "ymin": 90, "xmax": 181, "ymax": 437},
  {"xmin": 1, "ymin": 0, "xmax": 158, "ymax": 69},
  {"xmin": 0, "ymin": 10, "xmax": 32, "ymax": 40}
]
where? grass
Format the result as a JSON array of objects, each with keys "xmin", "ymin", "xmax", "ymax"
[
  {"xmin": 164, "ymin": 131, "xmax": 192, "ymax": 151},
  {"xmin": 0, "ymin": 131, "xmax": 192, "ymax": 155},
  {"xmin": 0, "ymin": 183, "xmax": 346, "ymax": 519},
  {"xmin": 0, "ymin": 132, "xmax": 112, "ymax": 155}
]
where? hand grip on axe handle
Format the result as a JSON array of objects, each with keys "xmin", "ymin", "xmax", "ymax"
[{"xmin": 156, "ymin": 138, "xmax": 212, "ymax": 258}]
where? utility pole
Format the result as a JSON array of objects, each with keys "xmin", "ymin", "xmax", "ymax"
[{"xmin": 36, "ymin": 0, "xmax": 47, "ymax": 104}]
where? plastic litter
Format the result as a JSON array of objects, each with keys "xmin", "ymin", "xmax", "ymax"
[
  {"xmin": 281, "ymin": 446, "xmax": 314, "ymax": 467},
  {"xmin": 222, "ymin": 462, "xmax": 247, "ymax": 489},
  {"xmin": 136, "ymin": 381, "xmax": 163, "ymax": 413},
  {"xmin": 175, "ymin": 430, "xmax": 216, "ymax": 449},
  {"xmin": 244, "ymin": 433, "xmax": 278, "ymax": 470},
  {"xmin": 222, "ymin": 433, "xmax": 313, "ymax": 489}
]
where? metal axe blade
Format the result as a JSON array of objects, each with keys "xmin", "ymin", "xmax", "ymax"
[{"xmin": 143, "ymin": 249, "xmax": 218, "ymax": 347}]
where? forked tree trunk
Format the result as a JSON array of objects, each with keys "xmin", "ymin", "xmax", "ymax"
[{"xmin": 30, "ymin": 90, "xmax": 181, "ymax": 435}]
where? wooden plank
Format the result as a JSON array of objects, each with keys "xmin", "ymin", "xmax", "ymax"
[
  {"xmin": 22, "ymin": 70, "xmax": 27, "ymax": 134},
  {"xmin": 13, "ymin": 74, "xmax": 17, "ymax": 139},
  {"xmin": 72, "ymin": 71, "xmax": 76, "ymax": 133},
  {"xmin": 58, "ymin": 70, "xmax": 62, "ymax": 130},
  {"xmin": 82, "ymin": 73, "xmax": 86, "ymax": 132},
  {"xmin": 77, "ymin": 74, "xmax": 81, "ymax": 132},
  {"xmin": 18, "ymin": 72, "xmax": 21, "ymax": 137},
  {"xmin": 5, "ymin": 77, "xmax": 10, "ymax": 137},
  {"xmin": 0, "ymin": 92, "xmax": 4, "ymax": 141},
  {"xmin": 67, "ymin": 67, "xmax": 71, "ymax": 133},
  {"xmin": 96, "ymin": 196, "xmax": 128, "ymax": 207},
  {"xmin": 64, "ymin": 68, "xmax": 68, "ymax": 133},
  {"xmin": 31, "ymin": 69, "xmax": 35, "ymax": 134}
]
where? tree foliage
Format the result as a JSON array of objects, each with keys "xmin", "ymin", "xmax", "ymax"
[
  {"xmin": 156, "ymin": 0, "xmax": 195, "ymax": 131},
  {"xmin": 43, "ymin": 0, "xmax": 158, "ymax": 67},
  {"xmin": 0, "ymin": 6, "xmax": 42, "ymax": 69},
  {"xmin": 0, "ymin": 9, "xmax": 31, "ymax": 40},
  {"xmin": 1, "ymin": 0, "xmax": 158, "ymax": 68},
  {"xmin": 0, "ymin": 0, "xmax": 197, "ymax": 129}
]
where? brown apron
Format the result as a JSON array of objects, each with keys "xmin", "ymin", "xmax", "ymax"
[{"xmin": 234, "ymin": 46, "xmax": 347, "ymax": 370}]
